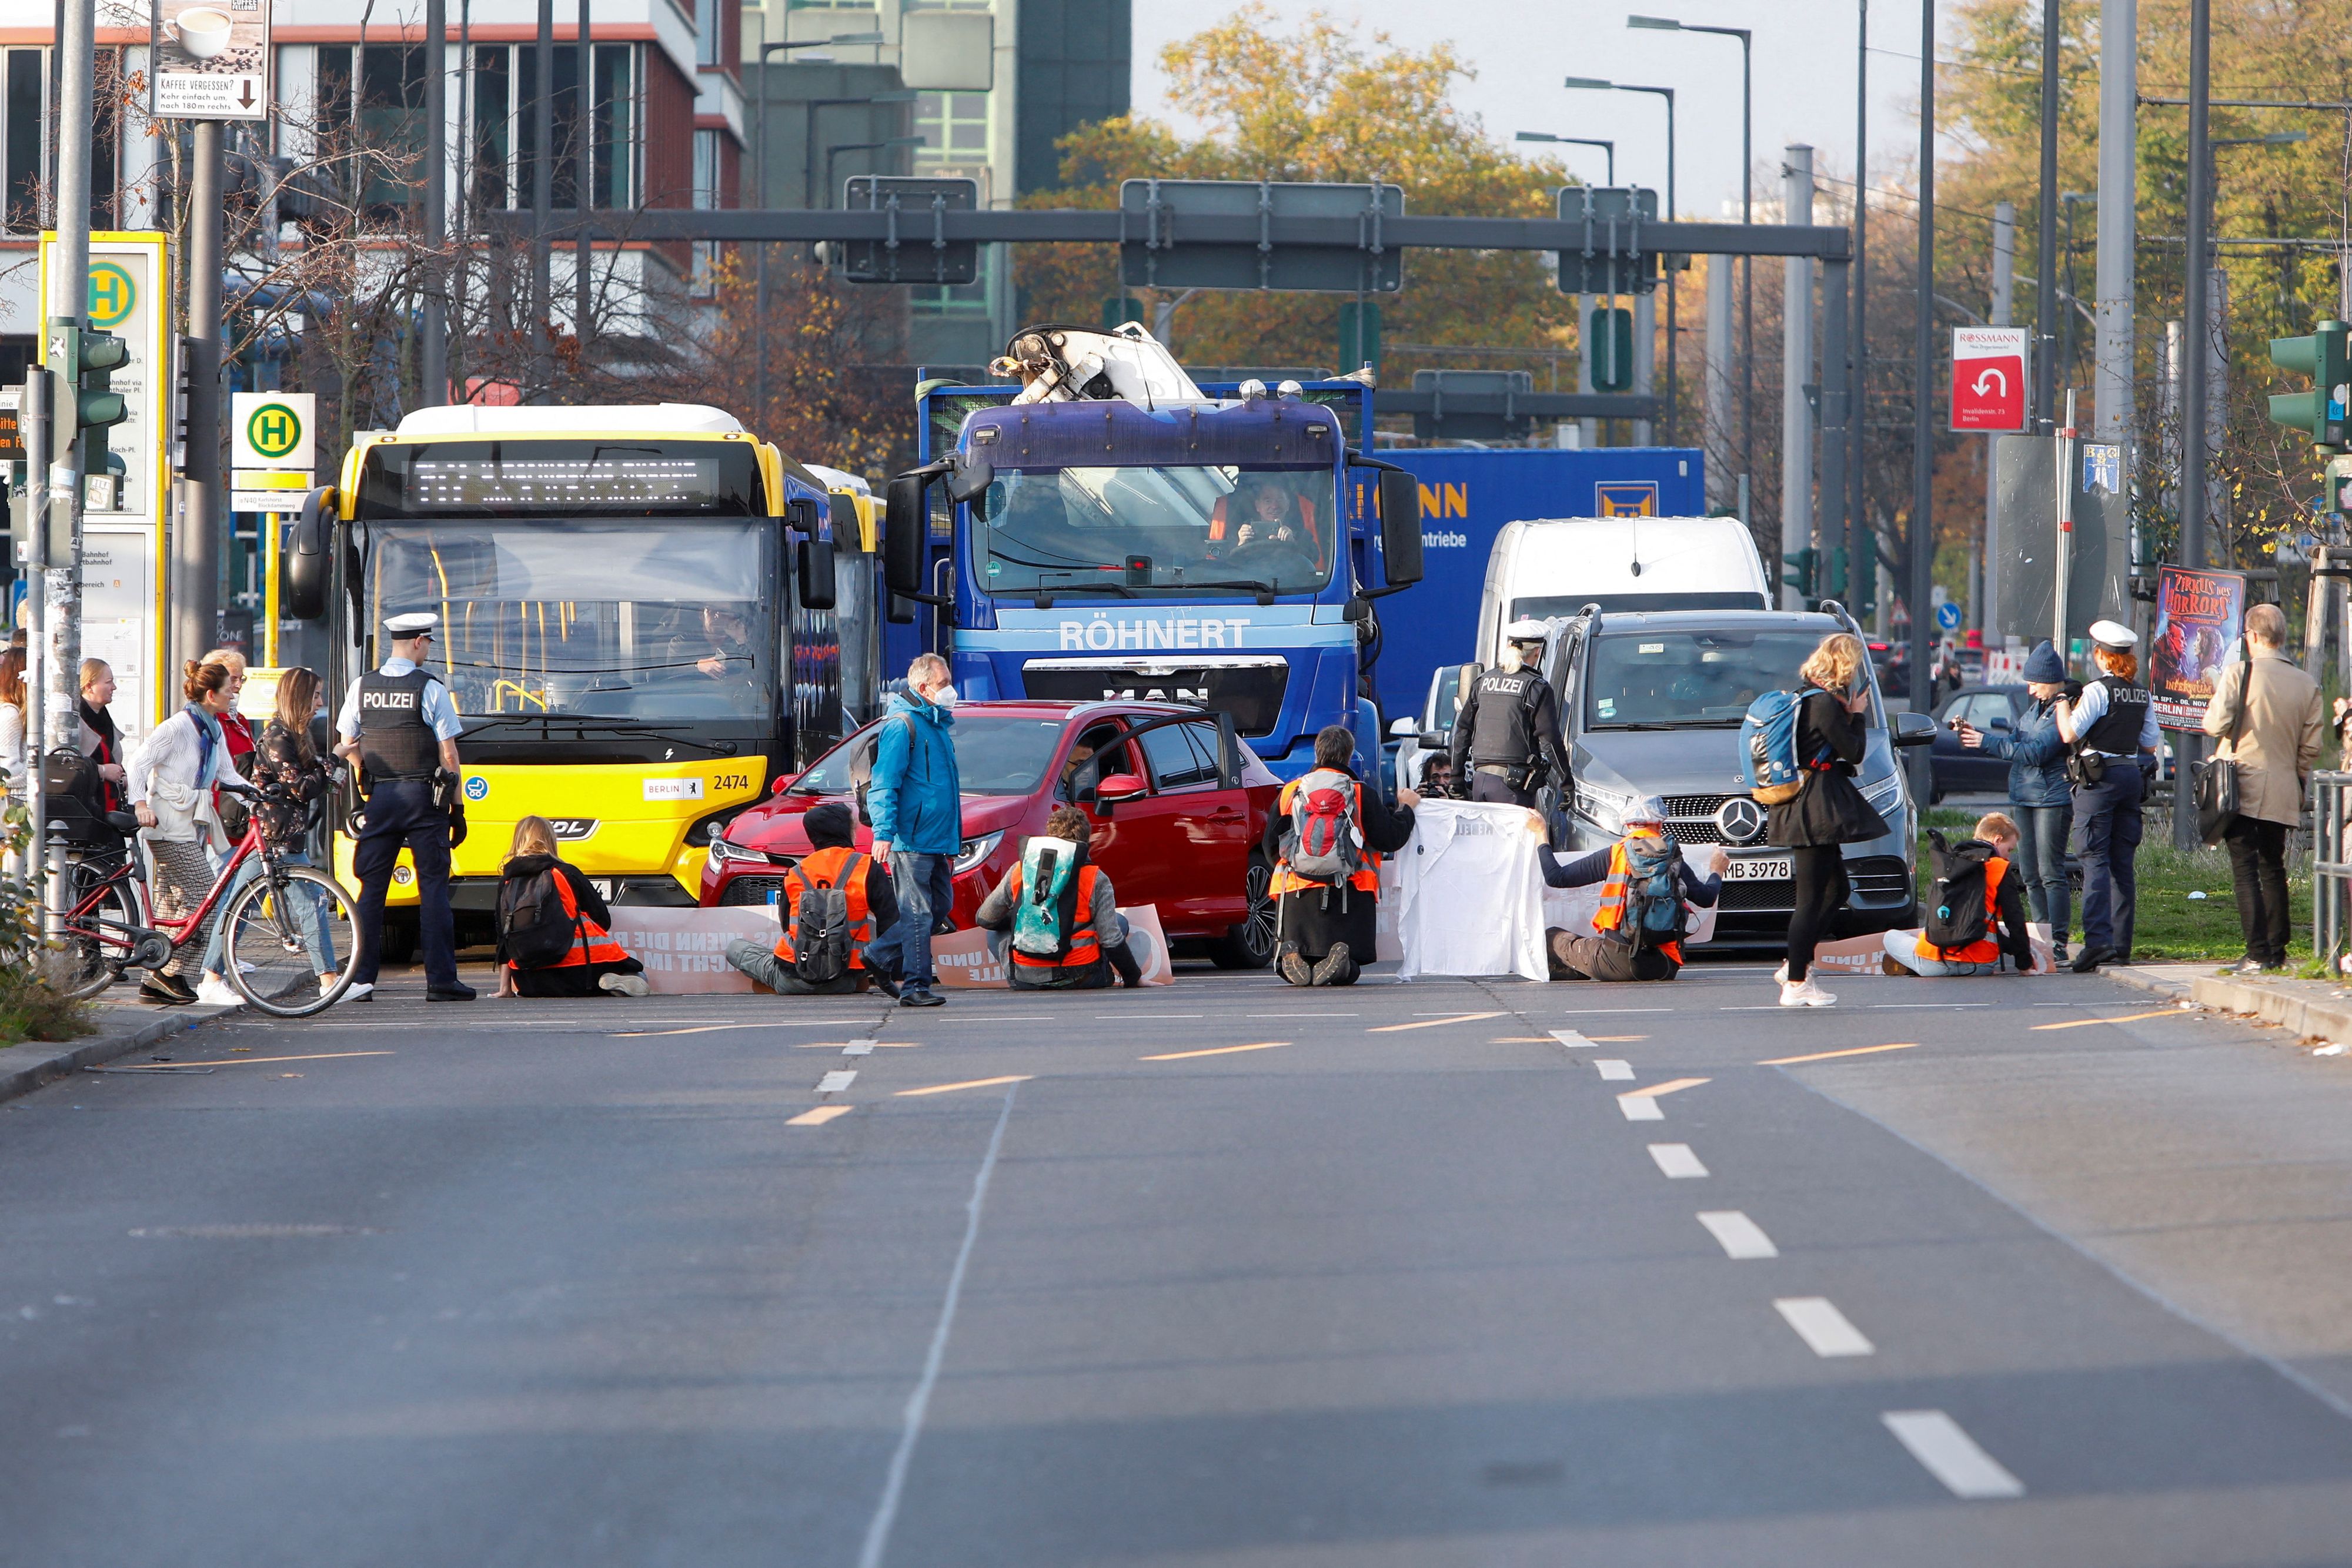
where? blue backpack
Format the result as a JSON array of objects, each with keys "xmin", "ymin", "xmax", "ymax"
[
  {"xmin": 1739, "ymin": 690, "xmax": 1825, "ymax": 805},
  {"xmin": 1617, "ymin": 834, "xmax": 1688, "ymax": 950}
]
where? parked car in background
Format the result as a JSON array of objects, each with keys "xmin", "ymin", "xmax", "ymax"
[
  {"xmin": 700, "ymin": 700, "xmax": 1282, "ymax": 968},
  {"xmin": 1388, "ymin": 664, "xmax": 1468, "ymax": 799},
  {"xmin": 1927, "ymin": 683, "xmax": 2030, "ymax": 801},
  {"xmin": 1474, "ymin": 516, "xmax": 1770, "ymax": 672}
]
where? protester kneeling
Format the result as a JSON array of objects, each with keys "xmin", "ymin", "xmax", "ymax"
[
  {"xmin": 496, "ymin": 816, "xmax": 651, "ymax": 997},
  {"xmin": 724, "ymin": 802, "xmax": 902, "ymax": 995},
  {"xmin": 1883, "ymin": 812, "xmax": 2039, "ymax": 976},
  {"xmin": 1268, "ymin": 725, "xmax": 1418, "ymax": 987},
  {"xmin": 1540, "ymin": 797, "xmax": 1725, "ymax": 981},
  {"xmin": 976, "ymin": 805, "xmax": 1143, "ymax": 990}
]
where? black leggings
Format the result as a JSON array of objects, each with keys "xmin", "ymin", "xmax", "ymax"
[{"xmin": 1785, "ymin": 845, "xmax": 1849, "ymax": 982}]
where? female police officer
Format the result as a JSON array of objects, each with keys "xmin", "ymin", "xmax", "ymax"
[{"xmin": 2054, "ymin": 619, "xmax": 2158, "ymax": 972}]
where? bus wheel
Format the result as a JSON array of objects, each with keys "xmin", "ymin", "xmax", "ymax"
[
  {"xmin": 379, "ymin": 913, "xmax": 418, "ymax": 967},
  {"xmin": 1209, "ymin": 853, "xmax": 1277, "ymax": 969}
]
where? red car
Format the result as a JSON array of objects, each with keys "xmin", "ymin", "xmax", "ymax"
[{"xmin": 700, "ymin": 700, "xmax": 1283, "ymax": 968}]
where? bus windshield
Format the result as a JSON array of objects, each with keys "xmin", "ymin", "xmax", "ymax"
[
  {"xmin": 365, "ymin": 521, "xmax": 776, "ymax": 722},
  {"xmin": 977, "ymin": 465, "xmax": 1337, "ymax": 599}
]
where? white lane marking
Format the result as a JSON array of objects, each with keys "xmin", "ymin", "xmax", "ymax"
[
  {"xmin": 841, "ymin": 1041, "xmax": 875, "ymax": 1057},
  {"xmin": 1563, "ymin": 1007, "xmax": 1673, "ymax": 1014},
  {"xmin": 1618, "ymin": 1095, "xmax": 1665, "ymax": 1122},
  {"xmin": 1869, "ymin": 1002, "xmax": 1991, "ymax": 1010},
  {"xmin": 786, "ymin": 1105, "xmax": 853, "ymax": 1126},
  {"xmin": 927, "ymin": 1015, "xmax": 1054, "ymax": 1024},
  {"xmin": 1551, "ymin": 1029, "xmax": 1594, "ymax": 1048},
  {"xmin": 1594, "ymin": 1059, "xmax": 1636, "ymax": 1081},
  {"xmin": 1881, "ymin": 1410, "xmax": 2024, "ymax": 1499},
  {"xmin": 1775, "ymin": 1296, "xmax": 1875, "ymax": 1356},
  {"xmin": 1096, "ymin": 1013, "xmax": 1202, "ymax": 1019},
  {"xmin": 1696, "ymin": 1211, "xmax": 1778, "ymax": 1259},
  {"xmin": 857, "ymin": 1081, "xmax": 1020, "ymax": 1567},
  {"xmin": 816, "ymin": 1069, "xmax": 858, "ymax": 1094},
  {"xmin": 1718, "ymin": 1005, "xmax": 1789, "ymax": 1011},
  {"xmin": 1648, "ymin": 1143, "xmax": 1708, "ymax": 1178},
  {"xmin": 1253, "ymin": 1012, "xmax": 1359, "ymax": 1018}
]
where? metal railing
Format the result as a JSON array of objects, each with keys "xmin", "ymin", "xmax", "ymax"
[{"xmin": 2311, "ymin": 773, "xmax": 2352, "ymax": 970}]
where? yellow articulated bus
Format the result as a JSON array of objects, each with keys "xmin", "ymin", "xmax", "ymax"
[{"xmin": 282, "ymin": 403, "xmax": 877, "ymax": 958}]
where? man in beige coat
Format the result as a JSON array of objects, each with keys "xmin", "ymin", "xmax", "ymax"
[{"xmin": 2202, "ymin": 601, "xmax": 2324, "ymax": 971}]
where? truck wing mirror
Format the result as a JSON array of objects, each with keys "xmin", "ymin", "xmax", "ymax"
[
  {"xmin": 283, "ymin": 485, "xmax": 336, "ymax": 621},
  {"xmin": 883, "ymin": 473, "xmax": 928, "ymax": 618},
  {"xmin": 944, "ymin": 453, "xmax": 994, "ymax": 505},
  {"xmin": 1376, "ymin": 469, "xmax": 1424, "ymax": 587},
  {"xmin": 796, "ymin": 537, "xmax": 837, "ymax": 610},
  {"xmin": 786, "ymin": 496, "xmax": 823, "ymax": 535}
]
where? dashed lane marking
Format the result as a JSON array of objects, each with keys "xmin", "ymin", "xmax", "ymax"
[
  {"xmin": 616, "ymin": 1023, "xmax": 776, "ymax": 1038},
  {"xmin": 1648, "ymin": 1143, "xmax": 1708, "ymax": 1178},
  {"xmin": 1881, "ymin": 1410, "xmax": 2025, "ymax": 1499},
  {"xmin": 1590, "ymin": 1035, "xmax": 1649, "ymax": 1042},
  {"xmin": 816, "ymin": 1070, "xmax": 858, "ymax": 1094},
  {"xmin": 841, "ymin": 1042, "xmax": 874, "ymax": 1056},
  {"xmin": 1551, "ymin": 1030, "xmax": 1594, "ymax": 1049},
  {"xmin": 1595, "ymin": 1059, "xmax": 1636, "ymax": 1081},
  {"xmin": 1098, "ymin": 1014, "xmax": 1202, "ymax": 1019},
  {"xmin": 1775, "ymin": 1296, "xmax": 1874, "ymax": 1356},
  {"xmin": 1618, "ymin": 1097, "xmax": 1665, "ymax": 1122},
  {"xmin": 1697, "ymin": 1211, "xmax": 1779, "ymax": 1259},
  {"xmin": 1140, "ymin": 1041, "xmax": 1288, "ymax": 1061},
  {"xmin": 1369, "ymin": 1012, "xmax": 1506, "ymax": 1032},
  {"xmin": 1869, "ymin": 1002, "xmax": 1990, "ymax": 1009},
  {"xmin": 1619, "ymin": 1076, "xmax": 1710, "ymax": 1099},
  {"xmin": 2030, "ymin": 1009, "xmax": 2184, "ymax": 1031},
  {"xmin": 786, "ymin": 1105, "xmax": 854, "ymax": 1126},
  {"xmin": 896, "ymin": 1075, "xmax": 1034, "ymax": 1097},
  {"xmin": 1256, "ymin": 1012, "xmax": 1358, "ymax": 1018},
  {"xmin": 1562, "ymin": 1007, "xmax": 1674, "ymax": 1014},
  {"xmin": 1759, "ymin": 1042, "xmax": 1920, "ymax": 1066},
  {"xmin": 108, "ymin": 1051, "xmax": 394, "ymax": 1070}
]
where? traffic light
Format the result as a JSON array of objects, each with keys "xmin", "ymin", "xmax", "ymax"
[
  {"xmin": 1782, "ymin": 546, "xmax": 1818, "ymax": 606},
  {"xmin": 2326, "ymin": 453, "xmax": 2352, "ymax": 519},
  {"xmin": 2267, "ymin": 319, "xmax": 2350, "ymax": 450},
  {"xmin": 1825, "ymin": 545, "xmax": 1875, "ymax": 618}
]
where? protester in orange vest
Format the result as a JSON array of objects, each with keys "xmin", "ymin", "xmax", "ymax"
[
  {"xmin": 975, "ymin": 805, "xmax": 1144, "ymax": 989},
  {"xmin": 495, "ymin": 815, "xmax": 650, "ymax": 997},
  {"xmin": 1883, "ymin": 811, "xmax": 2039, "ymax": 976},
  {"xmin": 1264, "ymin": 724, "xmax": 1419, "ymax": 987},
  {"xmin": 724, "ymin": 802, "xmax": 903, "ymax": 995},
  {"xmin": 1538, "ymin": 797, "xmax": 1727, "ymax": 981}
]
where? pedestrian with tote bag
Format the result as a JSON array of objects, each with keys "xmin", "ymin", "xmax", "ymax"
[{"xmin": 2200, "ymin": 602, "xmax": 2323, "ymax": 973}]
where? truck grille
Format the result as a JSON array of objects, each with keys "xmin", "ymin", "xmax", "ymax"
[{"xmin": 1021, "ymin": 656, "xmax": 1289, "ymax": 738}]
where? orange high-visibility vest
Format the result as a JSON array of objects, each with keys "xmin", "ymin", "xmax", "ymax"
[
  {"xmin": 1269, "ymin": 774, "xmax": 1382, "ymax": 897},
  {"xmin": 1917, "ymin": 856, "xmax": 2009, "ymax": 964},
  {"xmin": 1007, "ymin": 862, "xmax": 1104, "ymax": 970},
  {"xmin": 542, "ymin": 872, "xmax": 630, "ymax": 969},
  {"xmin": 772, "ymin": 845, "xmax": 874, "ymax": 967},
  {"xmin": 1592, "ymin": 831, "xmax": 1684, "ymax": 965}
]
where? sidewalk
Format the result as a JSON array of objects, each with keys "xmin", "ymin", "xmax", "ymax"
[
  {"xmin": 0, "ymin": 998, "xmax": 236, "ymax": 1105},
  {"xmin": 2110, "ymin": 961, "xmax": 2352, "ymax": 1049}
]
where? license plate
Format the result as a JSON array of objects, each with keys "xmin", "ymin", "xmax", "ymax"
[{"xmin": 1724, "ymin": 855, "xmax": 1792, "ymax": 881}]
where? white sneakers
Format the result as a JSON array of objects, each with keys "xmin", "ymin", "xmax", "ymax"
[
  {"xmin": 1773, "ymin": 961, "xmax": 1789, "ymax": 984},
  {"xmin": 194, "ymin": 977, "xmax": 242, "ymax": 1007},
  {"xmin": 340, "ymin": 981, "xmax": 375, "ymax": 1003},
  {"xmin": 1779, "ymin": 978, "xmax": 1837, "ymax": 1008},
  {"xmin": 599, "ymin": 971, "xmax": 652, "ymax": 997}
]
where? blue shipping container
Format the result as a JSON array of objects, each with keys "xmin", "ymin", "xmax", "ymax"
[{"xmin": 1369, "ymin": 446, "xmax": 1706, "ymax": 721}]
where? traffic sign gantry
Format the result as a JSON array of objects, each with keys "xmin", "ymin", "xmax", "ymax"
[{"xmin": 1950, "ymin": 327, "xmax": 2029, "ymax": 432}]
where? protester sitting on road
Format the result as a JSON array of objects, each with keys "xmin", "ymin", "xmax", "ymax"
[
  {"xmin": 1956, "ymin": 640, "xmax": 2076, "ymax": 964},
  {"xmin": 1267, "ymin": 724, "xmax": 1418, "ymax": 987},
  {"xmin": 1883, "ymin": 811, "xmax": 2038, "ymax": 976},
  {"xmin": 975, "ymin": 804, "xmax": 1144, "ymax": 990},
  {"xmin": 1538, "ymin": 795, "xmax": 1725, "ymax": 982},
  {"xmin": 2202, "ymin": 601, "xmax": 2325, "ymax": 974},
  {"xmin": 723, "ymin": 802, "xmax": 902, "ymax": 997},
  {"xmin": 126, "ymin": 660, "xmax": 235, "ymax": 1005},
  {"xmin": 1771, "ymin": 633, "xmax": 1887, "ymax": 1009},
  {"xmin": 860, "ymin": 653, "xmax": 962, "ymax": 1009},
  {"xmin": 495, "ymin": 815, "xmax": 650, "ymax": 997}
]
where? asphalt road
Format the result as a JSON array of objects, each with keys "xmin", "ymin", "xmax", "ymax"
[{"xmin": 7, "ymin": 956, "xmax": 2352, "ymax": 1566}]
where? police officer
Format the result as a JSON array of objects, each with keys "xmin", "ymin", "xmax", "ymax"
[
  {"xmin": 1449, "ymin": 618, "xmax": 1573, "ymax": 807},
  {"xmin": 335, "ymin": 611, "xmax": 475, "ymax": 1001},
  {"xmin": 2055, "ymin": 618, "xmax": 2158, "ymax": 972}
]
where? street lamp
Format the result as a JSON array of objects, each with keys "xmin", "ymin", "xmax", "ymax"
[
  {"xmin": 1625, "ymin": 15, "xmax": 1753, "ymax": 511},
  {"xmin": 826, "ymin": 135, "xmax": 926, "ymax": 206},
  {"xmin": 1515, "ymin": 131, "xmax": 1615, "ymax": 187},
  {"xmin": 1566, "ymin": 76, "xmax": 1677, "ymax": 443}
]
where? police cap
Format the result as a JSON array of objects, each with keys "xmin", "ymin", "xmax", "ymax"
[
  {"xmin": 384, "ymin": 611, "xmax": 440, "ymax": 640},
  {"xmin": 1504, "ymin": 617, "xmax": 1549, "ymax": 644},
  {"xmin": 2087, "ymin": 618, "xmax": 2137, "ymax": 651}
]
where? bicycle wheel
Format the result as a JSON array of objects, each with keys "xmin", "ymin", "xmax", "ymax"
[
  {"xmin": 221, "ymin": 866, "xmax": 363, "ymax": 1018},
  {"xmin": 54, "ymin": 870, "xmax": 142, "ymax": 1001}
]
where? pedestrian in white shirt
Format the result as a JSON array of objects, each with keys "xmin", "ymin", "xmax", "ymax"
[{"xmin": 126, "ymin": 659, "xmax": 236, "ymax": 1005}]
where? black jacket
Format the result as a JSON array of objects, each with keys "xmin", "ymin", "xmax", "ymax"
[
  {"xmin": 1539, "ymin": 842, "xmax": 1722, "ymax": 907},
  {"xmin": 1766, "ymin": 688, "xmax": 1888, "ymax": 847},
  {"xmin": 1259, "ymin": 767, "xmax": 1419, "ymax": 870},
  {"xmin": 496, "ymin": 854, "xmax": 610, "ymax": 967}
]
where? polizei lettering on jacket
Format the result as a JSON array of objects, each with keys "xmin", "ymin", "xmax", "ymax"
[
  {"xmin": 1058, "ymin": 614, "xmax": 1252, "ymax": 651},
  {"xmin": 360, "ymin": 688, "xmax": 420, "ymax": 710}
]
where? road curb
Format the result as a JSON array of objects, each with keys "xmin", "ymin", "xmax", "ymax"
[
  {"xmin": 0, "ymin": 1003, "xmax": 237, "ymax": 1105},
  {"xmin": 2107, "ymin": 963, "xmax": 2352, "ymax": 1046}
]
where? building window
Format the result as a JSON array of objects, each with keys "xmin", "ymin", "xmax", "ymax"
[
  {"xmin": 697, "ymin": 0, "xmax": 723, "ymax": 66},
  {"xmin": 470, "ymin": 42, "xmax": 637, "ymax": 211},
  {"xmin": 691, "ymin": 128, "xmax": 720, "ymax": 296},
  {"xmin": 914, "ymin": 89, "xmax": 988, "ymax": 167},
  {"xmin": 5, "ymin": 48, "xmax": 44, "ymax": 234}
]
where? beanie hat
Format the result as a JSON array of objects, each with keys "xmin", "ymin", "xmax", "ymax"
[
  {"xmin": 2022, "ymin": 641, "xmax": 2066, "ymax": 683},
  {"xmin": 803, "ymin": 801, "xmax": 856, "ymax": 849}
]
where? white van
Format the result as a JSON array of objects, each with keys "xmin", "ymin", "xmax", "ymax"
[{"xmin": 1474, "ymin": 516, "xmax": 1771, "ymax": 670}]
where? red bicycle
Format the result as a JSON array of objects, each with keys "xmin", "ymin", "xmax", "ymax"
[{"xmin": 48, "ymin": 778, "xmax": 364, "ymax": 1018}]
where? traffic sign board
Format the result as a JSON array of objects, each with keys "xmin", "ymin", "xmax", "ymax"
[
  {"xmin": 1936, "ymin": 600, "xmax": 1963, "ymax": 631},
  {"xmin": 150, "ymin": 0, "xmax": 270, "ymax": 121},
  {"xmin": 1950, "ymin": 326, "xmax": 2029, "ymax": 432},
  {"xmin": 232, "ymin": 392, "xmax": 315, "ymax": 470}
]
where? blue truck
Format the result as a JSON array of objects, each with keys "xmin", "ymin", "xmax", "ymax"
[{"xmin": 880, "ymin": 377, "xmax": 1423, "ymax": 779}]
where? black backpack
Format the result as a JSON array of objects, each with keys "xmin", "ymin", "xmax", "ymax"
[
  {"xmin": 787, "ymin": 852, "xmax": 866, "ymax": 984},
  {"xmin": 498, "ymin": 867, "xmax": 581, "ymax": 969},
  {"xmin": 1923, "ymin": 831, "xmax": 1993, "ymax": 952}
]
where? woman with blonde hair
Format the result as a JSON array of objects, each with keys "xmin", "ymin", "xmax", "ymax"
[
  {"xmin": 1767, "ymin": 631, "xmax": 1887, "ymax": 1007},
  {"xmin": 77, "ymin": 657, "xmax": 128, "ymax": 813},
  {"xmin": 495, "ymin": 814, "xmax": 649, "ymax": 997},
  {"xmin": 2056, "ymin": 619, "xmax": 2159, "ymax": 971}
]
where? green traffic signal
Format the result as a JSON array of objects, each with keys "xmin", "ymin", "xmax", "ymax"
[
  {"xmin": 1782, "ymin": 546, "xmax": 1818, "ymax": 599},
  {"xmin": 2267, "ymin": 319, "xmax": 2348, "ymax": 449},
  {"xmin": 76, "ymin": 329, "xmax": 128, "ymax": 435}
]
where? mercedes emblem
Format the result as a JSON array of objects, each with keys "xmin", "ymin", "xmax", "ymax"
[{"xmin": 1715, "ymin": 797, "xmax": 1766, "ymax": 844}]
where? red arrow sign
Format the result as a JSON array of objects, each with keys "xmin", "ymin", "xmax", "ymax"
[{"xmin": 1950, "ymin": 326, "xmax": 2029, "ymax": 432}]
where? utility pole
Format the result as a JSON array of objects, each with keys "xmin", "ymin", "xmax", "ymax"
[
  {"xmin": 532, "ymin": 0, "xmax": 553, "ymax": 388},
  {"xmin": 1633, "ymin": 289, "xmax": 1656, "ymax": 446},
  {"xmin": 1781, "ymin": 144, "xmax": 1815, "ymax": 608},
  {"xmin": 2034, "ymin": 0, "xmax": 2062, "ymax": 433},
  {"xmin": 1987, "ymin": 200, "xmax": 2016, "ymax": 638},
  {"xmin": 2181, "ymin": 0, "xmax": 2212, "ymax": 576},
  {"xmin": 419, "ymin": 0, "xmax": 448, "ymax": 407},
  {"xmin": 1704, "ymin": 257, "xmax": 1732, "ymax": 507},
  {"xmin": 1910, "ymin": 0, "xmax": 1936, "ymax": 713},
  {"xmin": 576, "ymin": 0, "xmax": 593, "ymax": 347},
  {"xmin": 1850, "ymin": 0, "xmax": 1869, "ymax": 618},
  {"xmin": 43, "ymin": 0, "xmax": 95, "ymax": 759},
  {"xmin": 179, "ymin": 126, "xmax": 225, "ymax": 674},
  {"xmin": 2093, "ymin": 0, "xmax": 2138, "ymax": 445}
]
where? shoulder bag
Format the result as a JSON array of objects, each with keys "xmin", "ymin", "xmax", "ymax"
[{"xmin": 2193, "ymin": 639, "xmax": 2253, "ymax": 845}]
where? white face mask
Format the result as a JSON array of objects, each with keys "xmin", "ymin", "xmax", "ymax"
[{"xmin": 928, "ymin": 683, "xmax": 958, "ymax": 709}]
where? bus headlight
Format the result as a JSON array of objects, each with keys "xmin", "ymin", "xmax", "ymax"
[{"xmin": 954, "ymin": 832, "xmax": 1003, "ymax": 874}]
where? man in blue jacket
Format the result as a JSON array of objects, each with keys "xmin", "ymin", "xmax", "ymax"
[
  {"xmin": 862, "ymin": 653, "xmax": 963, "ymax": 1008},
  {"xmin": 1957, "ymin": 640, "xmax": 2076, "ymax": 963}
]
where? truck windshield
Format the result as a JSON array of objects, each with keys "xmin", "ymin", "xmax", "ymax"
[
  {"xmin": 977, "ymin": 466, "xmax": 1337, "ymax": 598},
  {"xmin": 365, "ymin": 521, "xmax": 776, "ymax": 722},
  {"xmin": 1585, "ymin": 629, "xmax": 1828, "ymax": 729}
]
